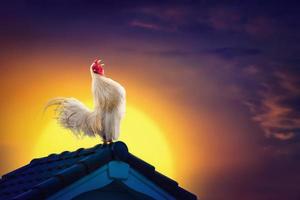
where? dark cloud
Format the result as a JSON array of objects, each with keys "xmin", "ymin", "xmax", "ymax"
[
  {"xmin": 144, "ymin": 49, "xmax": 194, "ymax": 57},
  {"xmin": 285, "ymin": 58, "xmax": 300, "ymax": 67},
  {"xmin": 206, "ymin": 47, "xmax": 262, "ymax": 59},
  {"xmin": 118, "ymin": 47, "xmax": 262, "ymax": 59},
  {"xmin": 128, "ymin": 19, "xmax": 177, "ymax": 32}
]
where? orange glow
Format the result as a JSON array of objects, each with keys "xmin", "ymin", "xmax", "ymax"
[
  {"xmin": 0, "ymin": 52, "xmax": 198, "ymax": 185},
  {"xmin": 34, "ymin": 105, "xmax": 175, "ymax": 178},
  {"xmin": 0, "ymin": 49, "xmax": 256, "ymax": 195}
]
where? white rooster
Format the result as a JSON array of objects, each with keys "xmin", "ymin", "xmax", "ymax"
[{"xmin": 45, "ymin": 59, "xmax": 126, "ymax": 144}]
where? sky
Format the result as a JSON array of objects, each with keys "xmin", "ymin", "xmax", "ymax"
[{"xmin": 0, "ymin": 0, "xmax": 300, "ymax": 199}]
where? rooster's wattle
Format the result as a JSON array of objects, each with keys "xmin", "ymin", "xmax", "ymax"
[{"xmin": 45, "ymin": 59, "xmax": 126, "ymax": 143}]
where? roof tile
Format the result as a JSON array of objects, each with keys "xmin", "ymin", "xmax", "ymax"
[
  {"xmin": 1, "ymin": 142, "xmax": 197, "ymax": 200},
  {"xmin": 127, "ymin": 154, "xmax": 155, "ymax": 177},
  {"xmin": 34, "ymin": 177, "xmax": 62, "ymax": 197}
]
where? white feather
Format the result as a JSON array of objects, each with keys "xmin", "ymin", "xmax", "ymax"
[{"xmin": 45, "ymin": 65, "xmax": 126, "ymax": 142}]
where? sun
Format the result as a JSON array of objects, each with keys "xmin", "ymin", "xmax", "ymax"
[{"xmin": 33, "ymin": 105, "xmax": 175, "ymax": 178}]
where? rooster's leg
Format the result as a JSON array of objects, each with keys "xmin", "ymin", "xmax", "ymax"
[{"xmin": 102, "ymin": 135, "xmax": 108, "ymax": 145}]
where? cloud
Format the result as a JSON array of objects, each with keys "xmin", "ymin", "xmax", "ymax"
[
  {"xmin": 143, "ymin": 49, "xmax": 194, "ymax": 57},
  {"xmin": 274, "ymin": 132, "xmax": 295, "ymax": 140},
  {"xmin": 206, "ymin": 47, "xmax": 262, "ymax": 59},
  {"xmin": 127, "ymin": 6, "xmax": 185, "ymax": 32},
  {"xmin": 243, "ymin": 65, "xmax": 259, "ymax": 75},
  {"xmin": 244, "ymin": 16, "xmax": 274, "ymax": 37},
  {"xmin": 242, "ymin": 68, "xmax": 300, "ymax": 141},
  {"xmin": 126, "ymin": 4, "xmax": 282, "ymax": 40},
  {"xmin": 127, "ymin": 5, "xmax": 192, "ymax": 32},
  {"xmin": 275, "ymin": 71, "xmax": 300, "ymax": 95},
  {"xmin": 203, "ymin": 6, "xmax": 243, "ymax": 32},
  {"xmin": 135, "ymin": 6, "xmax": 189, "ymax": 24},
  {"xmin": 127, "ymin": 3, "xmax": 199, "ymax": 31},
  {"xmin": 196, "ymin": 6, "xmax": 276, "ymax": 38},
  {"xmin": 129, "ymin": 19, "xmax": 163, "ymax": 31}
]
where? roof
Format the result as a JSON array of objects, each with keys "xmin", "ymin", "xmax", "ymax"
[{"xmin": 0, "ymin": 142, "xmax": 197, "ymax": 200}]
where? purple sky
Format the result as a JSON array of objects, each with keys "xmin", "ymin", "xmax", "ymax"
[{"xmin": 1, "ymin": 1, "xmax": 300, "ymax": 199}]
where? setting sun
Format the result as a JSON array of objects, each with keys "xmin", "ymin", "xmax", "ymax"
[{"xmin": 33, "ymin": 105, "xmax": 174, "ymax": 178}]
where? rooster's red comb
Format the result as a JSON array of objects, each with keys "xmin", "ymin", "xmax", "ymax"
[{"xmin": 94, "ymin": 59, "xmax": 105, "ymax": 66}]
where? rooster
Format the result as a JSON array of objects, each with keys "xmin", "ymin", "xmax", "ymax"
[{"xmin": 45, "ymin": 59, "xmax": 126, "ymax": 144}]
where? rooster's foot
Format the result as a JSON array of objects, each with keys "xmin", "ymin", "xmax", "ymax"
[{"xmin": 102, "ymin": 139, "xmax": 113, "ymax": 147}]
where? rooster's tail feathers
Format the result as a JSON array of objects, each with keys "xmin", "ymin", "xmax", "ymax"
[
  {"xmin": 43, "ymin": 97, "xmax": 66, "ymax": 113},
  {"xmin": 44, "ymin": 97, "xmax": 101, "ymax": 137}
]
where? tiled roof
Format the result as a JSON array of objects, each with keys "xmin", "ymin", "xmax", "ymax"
[{"xmin": 0, "ymin": 142, "xmax": 197, "ymax": 200}]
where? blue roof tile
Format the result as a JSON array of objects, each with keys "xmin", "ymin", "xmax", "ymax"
[{"xmin": 0, "ymin": 141, "xmax": 197, "ymax": 200}]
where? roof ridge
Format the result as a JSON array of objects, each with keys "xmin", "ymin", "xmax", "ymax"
[
  {"xmin": 1, "ymin": 142, "xmax": 197, "ymax": 200},
  {"xmin": 1, "ymin": 143, "xmax": 104, "ymax": 181},
  {"xmin": 30, "ymin": 143, "xmax": 104, "ymax": 165},
  {"xmin": 12, "ymin": 142, "xmax": 128, "ymax": 200}
]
